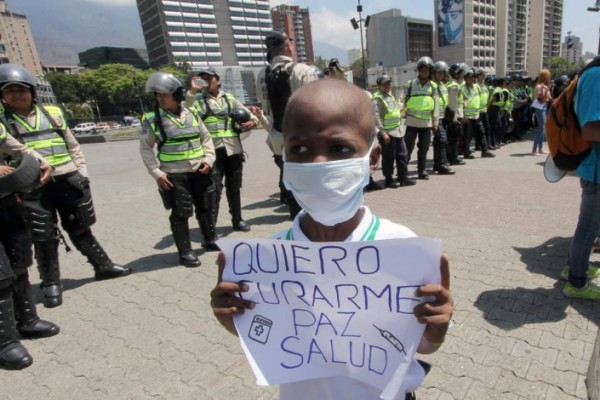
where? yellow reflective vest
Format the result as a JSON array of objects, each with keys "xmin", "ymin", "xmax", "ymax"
[
  {"xmin": 372, "ymin": 90, "xmax": 402, "ymax": 132},
  {"xmin": 142, "ymin": 108, "xmax": 206, "ymax": 163}
]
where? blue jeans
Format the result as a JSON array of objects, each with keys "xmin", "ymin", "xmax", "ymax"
[
  {"xmin": 568, "ymin": 179, "xmax": 600, "ymax": 288},
  {"xmin": 532, "ymin": 107, "xmax": 547, "ymax": 152}
]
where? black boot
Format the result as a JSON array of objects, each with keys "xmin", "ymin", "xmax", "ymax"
[
  {"xmin": 227, "ymin": 191, "xmax": 250, "ymax": 232},
  {"xmin": 70, "ymin": 230, "xmax": 132, "ymax": 280},
  {"xmin": 171, "ymin": 220, "xmax": 201, "ymax": 268},
  {"xmin": 13, "ymin": 273, "xmax": 59, "ymax": 339},
  {"xmin": 434, "ymin": 165, "xmax": 456, "ymax": 175},
  {"xmin": 365, "ymin": 176, "xmax": 384, "ymax": 192},
  {"xmin": 34, "ymin": 240, "xmax": 62, "ymax": 308},
  {"xmin": 0, "ymin": 285, "xmax": 32, "ymax": 370},
  {"xmin": 198, "ymin": 213, "xmax": 219, "ymax": 252}
]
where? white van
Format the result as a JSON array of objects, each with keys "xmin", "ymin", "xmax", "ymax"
[{"xmin": 72, "ymin": 123, "xmax": 97, "ymax": 135}]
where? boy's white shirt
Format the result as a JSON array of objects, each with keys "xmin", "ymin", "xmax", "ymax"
[{"xmin": 272, "ymin": 206, "xmax": 426, "ymax": 400}]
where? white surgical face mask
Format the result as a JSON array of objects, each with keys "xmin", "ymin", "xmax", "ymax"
[{"xmin": 283, "ymin": 145, "xmax": 372, "ymax": 226}]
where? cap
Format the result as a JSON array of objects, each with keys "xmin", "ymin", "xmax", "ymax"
[
  {"xmin": 198, "ymin": 67, "xmax": 219, "ymax": 79},
  {"xmin": 376, "ymin": 75, "xmax": 392, "ymax": 85},
  {"xmin": 265, "ymin": 31, "xmax": 288, "ymax": 52}
]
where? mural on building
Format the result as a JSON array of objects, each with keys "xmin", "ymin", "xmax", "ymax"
[{"xmin": 437, "ymin": 0, "xmax": 463, "ymax": 47}]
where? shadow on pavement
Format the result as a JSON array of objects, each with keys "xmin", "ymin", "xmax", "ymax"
[
  {"xmin": 475, "ymin": 236, "xmax": 600, "ymax": 330},
  {"xmin": 246, "ymin": 213, "xmax": 290, "ymax": 226},
  {"xmin": 243, "ymin": 198, "xmax": 281, "ymax": 210}
]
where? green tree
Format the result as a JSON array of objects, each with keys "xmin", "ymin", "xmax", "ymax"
[
  {"xmin": 62, "ymin": 102, "xmax": 94, "ymax": 120},
  {"xmin": 545, "ymin": 56, "xmax": 581, "ymax": 78},
  {"xmin": 351, "ymin": 56, "xmax": 370, "ymax": 89},
  {"xmin": 45, "ymin": 72, "xmax": 82, "ymax": 104}
]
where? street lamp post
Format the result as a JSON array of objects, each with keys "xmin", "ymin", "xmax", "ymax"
[
  {"xmin": 350, "ymin": 0, "xmax": 370, "ymax": 89},
  {"xmin": 588, "ymin": 1, "xmax": 600, "ymax": 55},
  {"xmin": 131, "ymin": 69, "xmax": 145, "ymax": 116}
]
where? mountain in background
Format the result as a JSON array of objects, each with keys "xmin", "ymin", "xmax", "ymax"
[
  {"xmin": 12, "ymin": 0, "xmax": 348, "ymax": 67},
  {"xmin": 11, "ymin": 0, "xmax": 145, "ymax": 65}
]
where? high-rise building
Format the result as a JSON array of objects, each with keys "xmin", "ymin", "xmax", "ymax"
[
  {"xmin": 347, "ymin": 49, "xmax": 362, "ymax": 66},
  {"xmin": 367, "ymin": 9, "xmax": 433, "ymax": 68},
  {"xmin": 0, "ymin": 0, "xmax": 43, "ymax": 76},
  {"xmin": 271, "ymin": 4, "xmax": 314, "ymax": 63},
  {"xmin": 527, "ymin": 0, "xmax": 563, "ymax": 76},
  {"xmin": 561, "ymin": 35, "xmax": 583, "ymax": 65},
  {"xmin": 136, "ymin": 0, "xmax": 272, "ymax": 69},
  {"xmin": 434, "ymin": 0, "xmax": 497, "ymax": 75},
  {"xmin": 496, "ymin": 0, "xmax": 529, "ymax": 75},
  {"xmin": 78, "ymin": 47, "xmax": 150, "ymax": 69}
]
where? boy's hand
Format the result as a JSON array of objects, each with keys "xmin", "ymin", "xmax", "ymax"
[
  {"xmin": 415, "ymin": 254, "xmax": 453, "ymax": 354},
  {"xmin": 210, "ymin": 252, "xmax": 255, "ymax": 336}
]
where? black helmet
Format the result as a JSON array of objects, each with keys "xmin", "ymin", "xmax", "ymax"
[
  {"xmin": 231, "ymin": 108, "xmax": 251, "ymax": 133},
  {"xmin": 0, "ymin": 64, "xmax": 37, "ymax": 99},
  {"xmin": 145, "ymin": 72, "xmax": 184, "ymax": 94},
  {"xmin": 417, "ymin": 56, "xmax": 434, "ymax": 70},
  {"xmin": 433, "ymin": 61, "xmax": 449, "ymax": 74},
  {"xmin": 449, "ymin": 63, "xmax": 463, "ymax": 78},
  {"xmin": 484, "ymin": 76, "xmax": 493, "ymax": 84}
]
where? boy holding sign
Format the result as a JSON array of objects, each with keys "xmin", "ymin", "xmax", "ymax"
[{"xmin": 210, "ymin": 79, "xmax": 453, "ymax": 399}]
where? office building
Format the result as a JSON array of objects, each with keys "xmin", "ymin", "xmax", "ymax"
[
  {"xmin": 367, "ymin": 9, "xmax": 433, "ymax": 68},
  {"xmin": 0, "ymin": 0, "xmax": 43, "ymax": 76},
  {"xmin": 561, "ymin": 35, "xmax": 583, "ymax": 65},
  {"xmin": 271, "ymin": 4, "xmax": 314, "ymax": 63},
  {"xmin": 136, "ymin": 0, "xmax": 272, "ymax": 69},
  {"xmin": 42, "ymin": 65, "xmax": 81, "ymax": 75},
  {"xmin": 79, "ymin": 47, "xmax": 150, "ymax": 69},
  {"xmin": 434, "ymin": 0, "xmax": 497, "ymax": 75},
  {"xmin": 528, "ymin": 0, "xmax": 563, "ymax": 76}
]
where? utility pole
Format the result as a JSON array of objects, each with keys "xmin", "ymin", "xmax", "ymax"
[{"xmin": 350, "ymin": 0, "xmax": 370, "ymax": 89}]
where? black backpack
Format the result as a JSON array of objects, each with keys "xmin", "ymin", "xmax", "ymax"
[{"xmin": 265, "ymin": 61, "xmax": 296, "ymax": 132}]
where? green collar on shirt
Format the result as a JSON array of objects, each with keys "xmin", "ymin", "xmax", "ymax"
[{"xmin": 285, "ymin": 214, "xmax": 381, "ymax": 241}]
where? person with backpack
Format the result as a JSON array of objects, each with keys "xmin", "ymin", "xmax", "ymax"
[
  {"xmin": 404, "ymin": 57, "xmax": 439, "ymax": 180},
  {"xmin": 531, "ymin": 69, "xmax": 552, "ymax": 155},
  {"xmin": 140, "ymin": 72, "xmax": 217, "ymax": 267},
  {"xmin": 548, "ymin": 57, "xmax": 600, "ymax": 299},
  {"xmin": 255, "ymin": 30, "xmax": 319, "ymax": 219},
  {"xmin": 189, "ymin": 68, "xmax": 257, "ymax": 234},
  {"xmin": 0, "ymin": 64, "xmax": 131, "ymax": 308}
]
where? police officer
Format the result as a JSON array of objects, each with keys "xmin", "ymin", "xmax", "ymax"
[
  {"xmin": 432, "ymin": 61, "xmax": 455, "ymax": 175},
  {"xmin": 373, "ymin": 75, "xmax": 416, "ymax": 188},
  {"xmin": 404, "ymin": 56, "xmax": 439, "ymax": 180},
  {"xmin": 446, "ymin": 63, "xmax": 465, "ymax": 165},
  {"xmin": 488, "ymin": 78, "xmax": 506, "ymax": 148},
  {"xmin": 0, "ymin": 131, "xmax": 59, "ymax": 369},
  {"xmin": 140, "ymin": 72, "xmax": 216, "ymax": 267},
  {"xmin": 0, "ymin": 64, "xmax": 131, "ymax": 308},
  {"xmin": 461, "ymin": 69, "xmax": 495, "ymax": 159},
  {"xmin": 476, "ymin": 68, "xmax": 492, "ymax": 149},
  {"xmin": 189, "ymin": 68, "xmax": 257, "ymax": 233},
  {"xmin": 255, "ymin": 30, "xmax": 319, "ymax": 218}
]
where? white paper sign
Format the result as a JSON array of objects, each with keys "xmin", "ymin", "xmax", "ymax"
[
  {"xmin": 218, "ymin": 237, "xmax": 442, "ymax": 399},
  {"xmin": 532, "ymin": 99, "xmax": 547, "ymax": 110}
]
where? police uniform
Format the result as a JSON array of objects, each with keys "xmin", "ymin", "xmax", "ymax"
[
  {"xmin": 140, "ymin": 104, "xmax": 216, "ymax": 262},
  {"xmin": 487, "ymin": 80, "xmax": 505, "ymax": 148},
  {"xmin": 0, "ymin": 124, "xmax": 60, "ymax": 369},
  {"xmin": 0, "ymin": 104, "xmax": 131, "ymax": 308},
  {"xmin": 461, "ymin": 80, "xmax": 494, "ymax": 158},
  {"xmin": 372, "ymin": 85, "xmax": 413, "ymax": 187},
  {"xmin": 404, "ymin": 78, "xmax": 440, "ymax": 179},
  {"xmin": 190, "ymin": 89, "xmax": 255, "ymax": 232},
  {"xmin": 445, "ymin": 77, "xmax": 464, "ymax": 165},
  {"xmin": 432, "ymin": 78, "xmax": 454, "ymax": 174},
  {"xmin": 255, "ymin": 54, "xmax": 318, "ymax": 217}
]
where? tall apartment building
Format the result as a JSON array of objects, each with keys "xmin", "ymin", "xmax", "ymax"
[
  {"xmin": 0, "ymin": 0, "xmax": 43, "ymax": 76},
  {"xmin": 528, "ymin": 0, "xmax": 563, "ymax": 76},
  {"xmin": 434, "ymin": 0, "xmax": 497, "ymax": 75},
  {"xmin": 496, "ymin": 0, "xmax": 529, "ymax": 75},
  {"xmin": 136, "ymin": 0, "xmax": 272, "ymax": 69},
  {"xmin": 367, "ymin": 9, "xmax": 433, "ymax": 68},
  {"xmin": 271, "ymin": 4, "xmax": 314, "ymax": 63},
  {"xmin": 561, "ymin": 35, "xmax": 583, "ymax": 64}
]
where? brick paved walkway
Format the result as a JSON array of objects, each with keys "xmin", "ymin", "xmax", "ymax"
[{"xmin": 0, "ymin": 130, "xmax": 596, "ymax": 399}]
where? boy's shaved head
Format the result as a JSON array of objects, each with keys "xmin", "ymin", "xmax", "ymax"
[{"xmin": 282, "ymin": 79, "xmax": 376, "ymax": 145}]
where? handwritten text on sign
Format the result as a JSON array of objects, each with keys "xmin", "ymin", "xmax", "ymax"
[{"xmin": 218, "ymin": 237, "xmax": 441, "ymax": 397}]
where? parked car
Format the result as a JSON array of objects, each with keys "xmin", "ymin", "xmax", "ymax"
[
  {"xmin": 130, "ymin": 119, "xmax": 141, "ymax": 127},
  {"xmin": 72, "ymin": 122, "xmax": 97, "ymax": 135},
  {"xmin": 96, "ymin": 122, "xmax": 111, "ymax": 131}
]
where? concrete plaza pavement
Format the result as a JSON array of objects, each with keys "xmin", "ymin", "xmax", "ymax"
[{"xmin": 0, "ymin": 130, "xmax": 597, "ymax": 400}]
